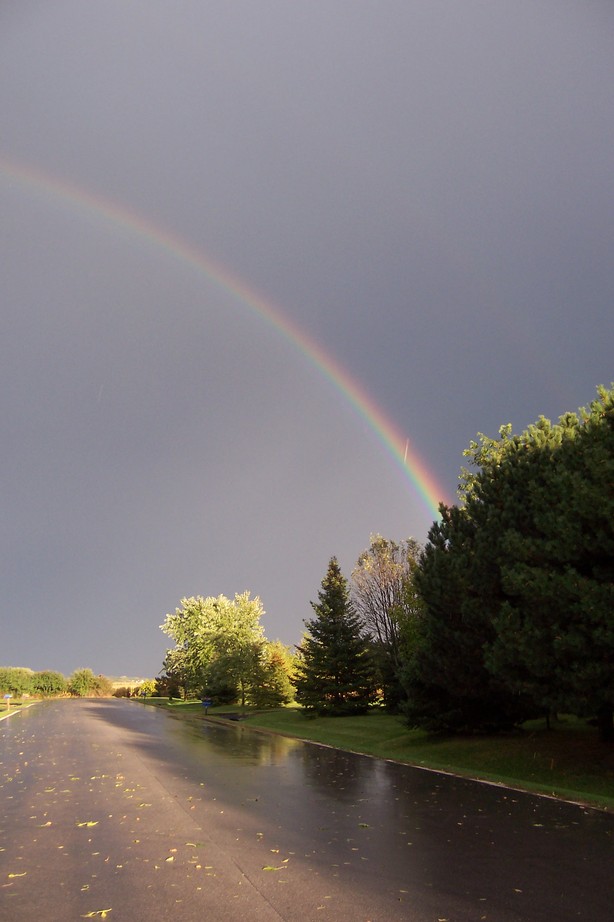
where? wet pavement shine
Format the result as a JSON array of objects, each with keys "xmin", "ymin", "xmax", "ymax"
[{"xmin": 1, "ymin": 698, "xmax": 613, "ymax": 921}]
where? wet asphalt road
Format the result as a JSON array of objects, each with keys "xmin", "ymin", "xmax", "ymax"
[{"xmin": 1, "ymin": 700, "xmax": 613, "ymax": 922}]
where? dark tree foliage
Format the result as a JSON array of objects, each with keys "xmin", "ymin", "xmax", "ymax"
[
  {"xmin": 404, "ymin": 385, "xmax": 614, "ymax": 738},
  {"xmin": 484, "ymin": 387, "xmax": 614, "ymax": 739},
  {"xmin": 401, "ymin": 505, "xmax": 528, "ymax": 733},
  {"xmin": 295, "ymin": 557, "xmax": 377, "ymax": 716}
]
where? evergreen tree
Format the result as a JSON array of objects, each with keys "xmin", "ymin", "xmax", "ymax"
[
  {"xmin": 405, "ymin": 385, "xmax": 614, "ymax": 738},
  {"xmin": 295, "ymin": 557, "xmax": 377, "ymax": 716},
  {"xmin": 484, "ymin": 386, "xmax": 614, "ymax": 738},
  {"xmin": 402, "ymin": 505, "xmax": 527, "ymax": 733}
]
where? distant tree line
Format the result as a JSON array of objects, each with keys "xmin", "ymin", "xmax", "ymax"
[
  {"xmin": 0, "ymin": 667, "xmax": 114, "ymax": 698},
  {"xmin": 160, "ymin": 386, "xmax": 613, "ymax": 741}
]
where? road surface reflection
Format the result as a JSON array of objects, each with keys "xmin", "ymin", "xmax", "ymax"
[{"xmin": 82, "ymin": 700, "xmax": 614, "ymax": 921}]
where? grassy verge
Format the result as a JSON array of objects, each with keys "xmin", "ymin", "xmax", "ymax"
[
  {"xmin": 138, "ymin": 699, "xmax": 614, "ymax": 810},
  {"xmin": 0, "ymin": 699, "xmax": 36, "ymax": 719}
]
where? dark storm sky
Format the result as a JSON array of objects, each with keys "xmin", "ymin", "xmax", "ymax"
[{"xmin": 1, "ymin": 1, "xmax": 612, "ymax": 676}]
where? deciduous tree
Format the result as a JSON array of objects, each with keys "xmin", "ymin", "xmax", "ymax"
[
  {"xmin": 0, "ymin": 667, "xmax": 34, "ymax": 697},
  {"xmin": 32, "ymin": 670, "xmax": 67, "ymax": 697},
  {"xmin": 68, "ymin": 668, "xmax": 110, "ymax": 697},
  {"xmin": 160, "ymin": 592, "xmax": 266, "ymax": 705},
  {"xmin": 135, "ymin": 678, "xmax": 157, "ymax": 697},
  {"xmin": 351, "ymin": 535, "xmax": 422, "ymax": 710},
  {"xmin": 249, "ymin": 640, "xmax": 295, "ymax": 708}
]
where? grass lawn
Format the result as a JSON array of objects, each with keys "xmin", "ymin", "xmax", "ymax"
[{"xmin": 138, "ymin": 699, "xmax": 614, "ymax": 810}]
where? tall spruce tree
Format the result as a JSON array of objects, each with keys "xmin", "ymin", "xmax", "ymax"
[{"xmin": 295, "ymin": 557, "xmax": 377, "ymax": 716}]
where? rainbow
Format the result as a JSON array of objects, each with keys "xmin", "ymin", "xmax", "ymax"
[{"xmin": 0, "ymin": 155, "xmax": 450, "ymax": 520}]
